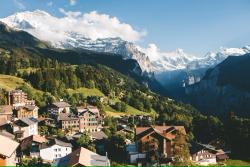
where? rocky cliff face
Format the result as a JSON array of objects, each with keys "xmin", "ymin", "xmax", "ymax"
[{"xmin": 185, "ymin": 54, "xmax": 250, "ymax": 117}]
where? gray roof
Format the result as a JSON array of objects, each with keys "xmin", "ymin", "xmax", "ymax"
[
  {"xmin": 15, "ymin": 117, "xmax": 38, "ymax": 127},
  {"xmin": 53, "ymin": 147, "xmax": 110, "ymax": 166},
  {"xmin": 0, "ymin": 130, "xmax": 15, "ymax": 140},
  {"xmin": 54, "ymin": 138, "xmax": 72, "ymax": 147},
  {"xmin": 58, "ymin": 113, "xmax": 78, "ymax": 121},
  {"xmin": 90, "ymin": 131, "xmax": 107, "ymax": 140},
  {"xmin": 24, "ymin": 105, "xmax": 37, "ymax": 111},
  {"xmin": 52, "ymin": 102, "xmax": 71, "ymax": 108},
  {"xmin": 41, "ymin": 138, "xmax": 72, "ymax": 149}
]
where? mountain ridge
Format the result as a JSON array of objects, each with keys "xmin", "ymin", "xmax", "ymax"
[{"xmin": 185, "ymin": 53, "xmax": 250, "ymax": 117}]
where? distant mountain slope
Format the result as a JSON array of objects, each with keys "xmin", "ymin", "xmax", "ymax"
[
  {"xmin": 0, "ymin": 22, "xmax": 48, "ymax": 48},
  {"xmin": 185, "ymin": 53, "xmax": 250, "ymax": 117},
  {"xmin": 3, "ymin": 10, "xmax": 250, "ymax": 75},
  {"xmin": 0, "ymin": 21, "xmax": 166, "ymax": 95},
  {"xmin": 4, "ymin": 10, "xmax": 250, "ymax": 99}
]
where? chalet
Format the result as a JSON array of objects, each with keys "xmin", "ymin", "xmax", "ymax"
[
  {"xmin": 58, "ymin": 113, "xmax": 79, "ymax": 132},
  {"xmin": 190, "ymin": 142, "xmax": 229, "ymax": 165},
  {"xmin": 130, "ymin": 125, "xmax": 186, "ymax": 165},
  {"xmin": 40, "ymin": 138, "xmax": 72, "ymax": 162},
  {"xmin": 48, "ymin": 101, "xmax": 71, "ymax": 116},
  {"xmin": 0, "ymin": 135, "xmax": 19, "ymax": 166},
  {"xmin": 13, "ymin": 117, "xmax": 38, "ymax": 139},
  {"xmin": 77, "ymin": 106, "xmax": 103, "ymax": 132},
  {"xmin": 0, "ymin": 105, "xmax": 12, "ymax": 121},
  {"xmin": 15, "ymin": 105, "xmax": 38, "ymax": 119},
  {"xmin": 53, "ymin": 147, "xmax": 110, "ymax": 166},
  {"xmin": 190, "ymin": 142, "xmax": 217, "ymax": 165},
  {"xmin": 20, "ymin": 135, "xmax": 48, "ymax": 158}
]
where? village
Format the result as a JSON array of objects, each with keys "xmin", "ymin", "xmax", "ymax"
[{"xmin": 0, "ymin": 89, "xmax": 230, "ymax": 166}]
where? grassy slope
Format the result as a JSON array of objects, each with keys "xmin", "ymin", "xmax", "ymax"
[
  {"xmin": 0, "ymin": 74, "xmax": 42, "ymax": 94},
  {"xmin": 67, "ymin": 88, "xmax": 155, "ymax": 117},
  {"xmin": 0, "ymin": 74, "xmax": 151, "ymax": 117},
  {"xmin": 225, "ymin": 159, "xmax": 250, "ymax": 166},
  {"xmin": 67, "ymin": 87, "xmax": 104, "ymax": 97}
]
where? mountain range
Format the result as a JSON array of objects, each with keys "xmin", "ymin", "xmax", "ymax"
[
  {"xmin": 185, "ymin": 53, "xmax": 250, "ymax": 117},
  {"xmin": 1, "ymin": 10, "xmax": 250, "ymax": 117},
  {"xmin": 2, "ymin": 10, "xmax": 250, "ymax": 76}
]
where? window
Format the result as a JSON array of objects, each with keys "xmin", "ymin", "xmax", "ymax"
[
  {"xmin": 58, "ymin": 148, "xmax": 61, "ymax": 151},
  {"xmin": 54, "ymin": 149, "xmax": 57, "ymax": 152}
]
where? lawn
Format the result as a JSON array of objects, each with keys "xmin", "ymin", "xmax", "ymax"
[
  {"xmin": 0, "ymin": 74, "xmax": 42, "ymax": 95},
  {"xmin": 225, "ymin": 159, "xmax": 250, "ymax": 166},
  {"xmin": 104, "ymin": 103, "xmax": 156, "ymax": 117},
  {"xmin": 67, "ymin": 87, "xmax": 104, "ymax": 97}
]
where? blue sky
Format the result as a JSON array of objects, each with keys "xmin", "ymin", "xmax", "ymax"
[{"xmin": 1, "ymin": 0, "xmax": 250, "ymax": 55}]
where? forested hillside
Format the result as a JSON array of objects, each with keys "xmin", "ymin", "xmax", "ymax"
[{"xmin": 0, "ymin": 22, "xmax": 249, "ymax": 159}]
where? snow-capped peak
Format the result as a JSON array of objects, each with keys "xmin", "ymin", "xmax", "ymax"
[{"xmin": 1, "ymin": 10, "xmax": 250, "ymax": 74}]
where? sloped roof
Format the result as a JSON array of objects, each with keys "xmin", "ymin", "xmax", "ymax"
[
  {"xmin": 58, "ymin": 113, "xmax": 78, "ymax": 121},
  {"xmin": 190, "ymin": 142, "xmax": 217, "ymax": 155},
  {"xmin": 136, "ymin": 125, "xmax": 186, "ymax": 140},
  {"xmin": 41, "ymin": 138, "xmax": 72, "ymax": 149},
  {"xmin": 15, "ymin": 117, "xmax": 38, "ymax": 127},
  {"xmin": 0, "ymin": 130, "xmax": 15, "ymax": 140},
  {"xmin": 32, "ymin": 135, "xmax": 48, "ymax": 143},
  {"xmin": 90, "ymin": 131, "xmax": 108, "ymax": 140},
  {"xmin": 0, "ymin": 135, "xmax": 19, "ymax": 157},
  {"xmin": 136, "ymin": 126, "xmax": 186, "ymax": 135},
  {"xmin": 54, "ymin": 147, "xmax": 110, "ymax": 166},
  {"xmin": 52, "ymin": 101, "xmax": 71, "ymax": 108},
  {"xmin": 23, "ymin": 105, "xmax": 37, "ymax": 111}
]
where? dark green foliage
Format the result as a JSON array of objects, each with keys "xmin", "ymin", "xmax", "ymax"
[
  {"xmin": 112, "ymin": 101, "xmax": 127, "ymax": 112},
  {"xmin": 224, "ymin": 115, "xmax": 250, "ymax": 158},
  {"xmin": 0, "ymin": 89, "xmax": 7, "ymax": 105},
  {"xmin": 105, "ymin": 133, "xmax": 127, "ymax": 163},
  {"xmin": 76, "ymin": 133, "xmax": 95, "ymax": 152},
  {"xmin": 217, "ymin": 54, "xmax": 250, "ymax": 91},
  {"xmin": 172, "ymin": 131, "xmax": 190, "ymax": 165},
  {"xmin": 192, "ymin": 115, "xmax": 224, "ymax": 143}
]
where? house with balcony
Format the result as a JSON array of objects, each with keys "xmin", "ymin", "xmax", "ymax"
[
  {"xmin": 58, "ymin": 113, "xmax": 79, "ymax": 133},
  {"xmin": 48, "ymin": 101, "xmax": 71, "ymax": 116},
  {"xmin": 77, "ymin": 106, "xmax": 103, "ymax": 132},
  {"xmin": 129, "ymin": 125, "xmax": 186, "ymax": 166},
  {"xmin": 190, "ymin": 142, "xmax": 229, "ymax": 165},
  {"xmin": 20, "ymin": 135, "xmax": 48, "ymax": 158},
  {"xmin": 15, "ymin": 105, "xmax": 38, "ymax": 119}
]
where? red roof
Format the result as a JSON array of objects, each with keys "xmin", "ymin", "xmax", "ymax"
[{"xmin": 136, "ymin": 125, "xmax": 186, "ymax": 140}]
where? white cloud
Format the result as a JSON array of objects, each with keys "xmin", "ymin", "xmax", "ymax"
[
  {"xmin": 59, "ymin": 8, "xmax": 82, "ymax": 17},
  {"xmin": 3, "ymin": 9, "xmax": 146, "ymax": 43},
  {"xmin": 13, "ymin": 0, "xmax": 26, "ymax": 10},
  {"xmin": 47, "ymin": 1, "xmax": 53, "ymax": 7},
  {"xmin": 69, "ymin": 0, "xmax": 76, "ymax": 6}
]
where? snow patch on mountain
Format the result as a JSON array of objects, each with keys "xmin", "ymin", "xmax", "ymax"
[{"xmin": 1, "ymin": 10, "xmax": 250, "ymax": 75}]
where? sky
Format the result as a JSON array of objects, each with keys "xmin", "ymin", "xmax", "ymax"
[{"xmin": 1, "ymin": 0, "xmax": 250, "ymax": 56}]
